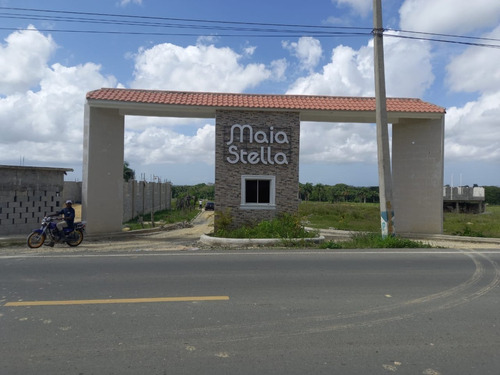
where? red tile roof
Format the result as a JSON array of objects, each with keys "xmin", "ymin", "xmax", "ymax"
[{"xmin": 86, "ymin": 88, "xmax": 445, "ymax": 114}]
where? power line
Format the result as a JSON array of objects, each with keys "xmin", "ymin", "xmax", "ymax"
[
  {"xmin": 391, "ymin": 28, "xmax": 500, "ymax": 44},
  {"xmin": 0, "ymin": 27, "xmax": 369, "ymax": 39},
  {"xmin": 0, "ymin": 6, "xmax": 499, "ymax": 49},
  {"xmin": 386, "ymin": 33, "xmax": 500, "ymax": 49},
  {"xmin": 0, "ymin": 6, "xmax": 373, "ymax": 32}
]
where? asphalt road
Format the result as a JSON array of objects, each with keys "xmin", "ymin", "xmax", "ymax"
[{"xmin": 1, "ymin": 249, "xmax": 500, "ymax": 374}]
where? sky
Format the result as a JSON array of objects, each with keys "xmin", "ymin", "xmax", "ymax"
[{"xmin": 0, "ymin": 0, "xmax": 499, "ymax": 186}]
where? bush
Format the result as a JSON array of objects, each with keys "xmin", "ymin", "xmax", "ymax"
[
  {"xmin": 213, "ymin": 208, "xmax": 233, "ymax": 238},
  {"xmin": 214, "ymin": 213, "xmax": 318, "ymax": 239}
]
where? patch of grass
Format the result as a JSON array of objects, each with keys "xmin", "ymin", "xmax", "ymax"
[
  {"xmin": 300, "ymin": 201, "xmax": 380, "ymax": 232},
  {"xmin": 443, "ymin": 206, "xmax": 500, "ymax": 238},
  {"xmin": 124, "ymin": 208, "xmax": 200, "ymax": 230},
  {"xmin": 320, "ymin": 233, "xmax": 432, "ymax": 249},
  {"xmin": 301, "ymin": 202, "xmax": 500, "ymax": 238},
  {"xmin": 452, "ymin": 226, "xmax": 485, "ymax": 237},
  {"xmin": 214, "ymin": 213, "xmax": 318, "ymax": 239}
]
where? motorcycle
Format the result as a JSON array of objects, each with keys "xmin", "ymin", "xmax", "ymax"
[{"xmin": 27, "ymin": 216, "xmax": 86, "ymax": 248}]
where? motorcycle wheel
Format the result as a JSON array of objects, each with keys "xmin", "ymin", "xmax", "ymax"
[
  {"xmin": 27, "ymin": 232, "xmax": 46, "ymax": 248},
  {"xmin": 66, "ymin": 229, "xmax": 84, "ymax": 247}
]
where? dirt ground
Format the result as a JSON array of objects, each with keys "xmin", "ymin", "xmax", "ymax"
[
  {"xmin": 4, "ymin": 210, "xmax": 215, "ymax": 255},
  {"xmin": 81, "ymin": 209, "xmax": 215, "ymax": 252}
]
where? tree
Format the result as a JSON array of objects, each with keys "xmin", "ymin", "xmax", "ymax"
[
  {"xmin": 123, "ymin": 161, "xmax": 135, "ymax": 182},
  {"xmin": 299, "ymin": 183, "xmax": 313, "ymax": 201},
  {"xmin": 485, "ymin": 186, "xmax": 500, "ymax": 205},
  {"xmin": 357, "ymin": 187, "xmax": 372, "ymax": 203}
]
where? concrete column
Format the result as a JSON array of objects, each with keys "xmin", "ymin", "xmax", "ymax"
[
  {"xmin": 392, "ymin": 117, "xmax": 444, "ymax": 234},
  {"xmin": 82, "ymin": 104, "xmax": 125, "ymax": 234}
]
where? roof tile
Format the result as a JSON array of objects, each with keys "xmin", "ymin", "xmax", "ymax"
[{"xmin": 86, "ymin": 88, "xmax": 445, "ymax": 114}]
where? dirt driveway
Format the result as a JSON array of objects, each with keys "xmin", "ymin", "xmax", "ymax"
[
  {"xmin": 3, "ymin": 210, "xmax": 215, "ymax": 255},
  {"xmin": 82, "ymin": 210, "xmax": 215, "ymax": 253}
]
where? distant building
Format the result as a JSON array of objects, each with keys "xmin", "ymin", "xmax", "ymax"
[{"xmin": 443, "ymin": 186, "xmax": 485, "ymax": 213}]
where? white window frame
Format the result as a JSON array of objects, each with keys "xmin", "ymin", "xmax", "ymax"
[{"xmin": 240, "ymin": 175, "xmax": 276, "ymax": 210}]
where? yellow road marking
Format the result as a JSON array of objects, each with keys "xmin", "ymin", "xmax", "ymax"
[{"xmin": 5, "ymin": 296, "xmax": 230, "ymax": 307}]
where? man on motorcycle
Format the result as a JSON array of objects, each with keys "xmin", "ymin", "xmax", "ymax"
[{"xmin": 45, "ymin": 200, "xmax": 75, "ymax": 246}]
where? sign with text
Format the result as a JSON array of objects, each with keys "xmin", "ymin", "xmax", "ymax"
[{"xmin": 225, "ymin": 124, "xmax": 290, "ymax": 165}]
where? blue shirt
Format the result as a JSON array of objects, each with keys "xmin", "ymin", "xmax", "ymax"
[{"xmin": 57, "ymin": 207, "xmax": 75, "ymax": 228}]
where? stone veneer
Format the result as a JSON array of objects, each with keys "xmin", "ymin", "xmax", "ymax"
[{"xmin": 215, "ymin": 110, "xmax": 300, "ymax": 230}]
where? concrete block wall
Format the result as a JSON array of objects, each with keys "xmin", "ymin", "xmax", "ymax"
[
  {"xmin": 63, "ymin": 181, "xmax": 83, "ymax": 203},
  {"xmin": 122, "ymin": 180, "xmax": 172, "ymax": 222},
  {"xmin": 63, "ymin": 180, "xmax": 171, "ymax": 222},
  {"xmin": 215, "ymin": 110, "xmax": 300, "ymax": 230},
  {"xmin": 0, "ymin": 165, "xmax": 172, "ymax": 235},
  {"xmin": 0, "ymin": 166, "xmax": 69, "ymax": 236}
]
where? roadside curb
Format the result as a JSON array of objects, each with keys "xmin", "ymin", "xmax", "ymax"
[
  {"xmin": 398, "ymin": 232, "xmax": 500, "ymax": 245},
  {"xmin": 318, "ymin": 228, "xmax": 500, "ymax": 246},
  {"xmin": 199, "ymin": 234, "xmax": 325, "ymax": 247}
]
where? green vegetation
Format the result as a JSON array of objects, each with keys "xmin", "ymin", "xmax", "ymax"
[
  {"xmin": 297, "ymin": 183, "xmax": 500, "ymax": 206},
  {"xmin": 300, "ymin": 201, "xmax": 500, "ymax": 238},
  {"xmin": 299, "ymin": 201, "xmax": 380, "ymax": 232},
  {"xmin": 211, "ymin": 208, "xmax": 431, "ymax": 248},
  {"xmin": 443, "ymin": 205, "xmax": 500, "ymax": 238},
  {"xmin": 485, "ymin": 186, "xmax": 500, "ymax": 205},
  {"xmin": 124, "ymin": 203, "xmax": 199, "ymax": 230},
  {"xmin": 299, "ymin": 183, "xmax": 379, "ymax": 203},
  {"xmin": 214, "ymin": 213, "xmax": 318, "ymax": 239},
  {"xmin": 172, "ymin": 183, "xmax": 214, "ymax": 200},
  {"xmin": 320, "ymin": 233, "xmax": 432, "ymax": 249},
  {"xmin": 122, "ymin": 188, "xmax": 499, "ymax": 250},
  {"xmin": 123, "ymin": 161, "xmax": 135, "ymax": 182}
]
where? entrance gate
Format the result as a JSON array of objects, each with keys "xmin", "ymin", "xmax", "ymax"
[{"xmin": 84, "ymin": 89, "xmax": 445, "ymax": 235}]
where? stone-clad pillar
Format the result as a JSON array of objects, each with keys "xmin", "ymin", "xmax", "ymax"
[
  {"xmin": 215, "ymin": 110, "xmax": 300, "ymax": 230},
  {"xmin": 82, "ymin": 104, "xmax": 124, "ymax": 234}
]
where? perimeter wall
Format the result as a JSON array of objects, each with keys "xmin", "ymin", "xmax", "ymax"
[{"xmin": 0, "ymin": 166, "xmax": 171, "ymax": 236}]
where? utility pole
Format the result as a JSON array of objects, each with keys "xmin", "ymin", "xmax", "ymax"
[{"xmin": 373, "ymin": 0, "xmax": 395, "ymax": 237}]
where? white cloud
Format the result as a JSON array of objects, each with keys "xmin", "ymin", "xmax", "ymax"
[
  {"xmin": 333, "ymin": 0, "xmax": 372, "ymax": 17},
  {"xmin": 124, "ymin": 124, "xmax": 215, "ymax": 166},
  {"xmin": 282, "ymin": 37, "xmax": 323, "ymax": 72},
  {"xmin": 300, "ymin": 122, "xmax": 377, "ymax": 164},
  {"xmin": 131, "ymin": 42, "xmax": 273, "ymax": 92},
  {"xmin": 400, "ymin": 0, "xmax": 500, "ymax": 34},
  {"xmin": 270, "ymin": 58, "xmax": 288, "ymax": 81},
  {"xmin": 287, "ymin": 44, "xmax": 370, "ymax": 96},
  {"xmin": 445, "ymin": 92, "xmax": 500, "ymax": 162},
  {"xmin": 0, "ymin": 26, "xmax": 57, "ymax": 95},
  {"xmin": 118, "ymin": 0, "xmax": 142, "ymax": 6},
  {"xmin": 286, "ymin": 34, "xmax": 433, "ymax": 98},
  {"xmin": 0, "ymin": 28, "xmax": 118, "ymax": 165},
  {"xmin": 442, "ymin": 22, "xmax": 500, "ymax": 164},
  {"xmin": 446, "ymin": 25, "xmax": 500, "ymax": 94},
  {"xmin": 243, "ymin": 45, "xmax": 257, "ymax": 56}
]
